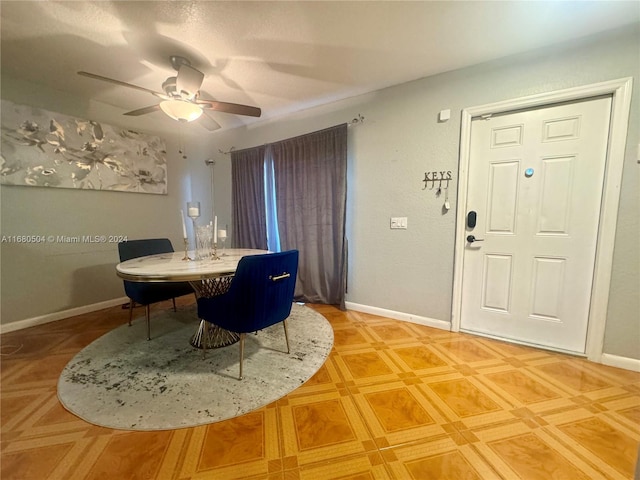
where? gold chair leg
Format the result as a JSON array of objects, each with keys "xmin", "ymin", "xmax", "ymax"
[
  {"xmin": 145, "ymin": 304, "xmax": 151, "ymax": 341},
  {"xmin": 283, "ymin": 319, "xmax": 290, "ymax": 354},
  {"xmin": 172, "ymin": 298, "xmax": 177, "ymax": 312},
  {"xmin": 239, "ymin": 333, "xmax": 246, "ymax": 380},
  {"xmin": 128, "ymin": 300, "xmax": 135, "ymax": 326}
]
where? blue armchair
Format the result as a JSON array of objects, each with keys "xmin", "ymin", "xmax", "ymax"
[
  {"xmin": 118, "ymin": 238, "xmax": 194, "ymax": 340},
  {"xmin": 197, "ymin": 250, "xmax": 299, "ymax": 379}
]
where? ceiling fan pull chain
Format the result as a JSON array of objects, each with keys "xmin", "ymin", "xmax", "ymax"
[{"xmin": 178, "ymin": 127, "xmax": 187, "ymax": 159}]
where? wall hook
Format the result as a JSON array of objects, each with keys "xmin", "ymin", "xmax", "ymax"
[{"xmin": 423, "ymin": 170, "xmax": 453, "ymax": 192}]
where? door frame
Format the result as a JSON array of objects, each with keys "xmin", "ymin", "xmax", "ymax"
[{"xmin": 451, "ymin": 78, "xmax": 633, "ymax": 363}]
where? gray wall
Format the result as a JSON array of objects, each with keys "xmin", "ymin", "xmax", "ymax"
[
  {"xmin": 1, "ymin": 25, "xmax": 637, "ymax": 360},
  {"xmin": 0, "ymin": 77, "xmax": 206, "ymax": 324},
  {"xmin": 195, "ymin": 25, "xmax": 639, "ymax": 359}
]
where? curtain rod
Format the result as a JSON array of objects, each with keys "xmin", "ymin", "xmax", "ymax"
[
  {"xmin": 348, "ymin": 114, "xmax": 365, "ymax": 126},
  {"xmin": 218, "ymin": 114, "xmax": 364, "ymax": 155}
]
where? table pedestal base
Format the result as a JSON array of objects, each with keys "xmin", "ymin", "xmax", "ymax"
[
  {"xmin": 190, "ymin": 319, "xmax": 240, "ymax": 349},
  {"xmin": 188, "ymin": 276, "xmax": 238, "ymax": 348}
]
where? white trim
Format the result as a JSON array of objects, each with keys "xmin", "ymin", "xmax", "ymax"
[
  {"xmin": 345, "ymin": 302, "xmax": 451, "ymax": 331},
  {"xmin": 451, "ymin": 108, "xmax": 474, "ymax": 335},
  {"xmin": 0, "ymin": 297, "xmax": 129, "ymax": 334},
  {"xmin": 600, "ymin": 353, "xmax": 640, "ymax": 373},
  {"xmin": 452, "ymin": 78, "xmax": 633, "ymax": 364}
]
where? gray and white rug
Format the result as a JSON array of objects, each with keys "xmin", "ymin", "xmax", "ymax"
[{"xmin": 57, "ymin": 303, "xmax": 333, "ymax": 431}]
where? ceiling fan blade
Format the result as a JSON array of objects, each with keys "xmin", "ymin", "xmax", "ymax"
[
  {"xmin": 198, "ymin": 111, "xmax": 222, "ymax": 131},
  {"xmin": 123, "ymin": 105, "xmax": 161, "ymax": 116},
  {"xmin": 197, "ymin": 99, "xmax": 261, "ymax": 117},
  {"xmin": 78, "ymin": 71, "xmax": 166, "ymax": 99},
  {"xmin": 176, "ymin": 64, "xmax": 204, "ymax": 98}
]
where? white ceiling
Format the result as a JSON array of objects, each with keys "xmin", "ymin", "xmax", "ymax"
[{"xmin": 1, "ymin": 1, "xmax": 638, "ymax": 134}]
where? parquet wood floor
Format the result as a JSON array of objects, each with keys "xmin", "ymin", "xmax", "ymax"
[{"xmin": 1, "ymin": 298, "xmax": 639, "ymax": 479}]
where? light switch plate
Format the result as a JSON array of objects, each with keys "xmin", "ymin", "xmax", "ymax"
[{"xmin": 390, "ymin": 217, "xmax": 408, "ymax": 229}]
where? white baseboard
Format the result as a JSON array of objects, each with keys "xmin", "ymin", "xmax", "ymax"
[
  {"xmin": 600, "ymin": 353, "xmax": 640, "ymax": 372},
  {"xmin": 0, "ymin": 297, "xmax": 129, "ymax": 334},
  {"xmin": 344, "ymin": 302, "xmax": 640, "ymax": 373},
  {"xmin": 8, "ymin": 298, "xmax": 637, "ymax": 372},
  {"xmin": 345, "ymin": 302, "xmax": 451, "ymax": 331}
]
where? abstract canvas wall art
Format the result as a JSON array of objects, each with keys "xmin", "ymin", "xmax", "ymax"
[{"xmin": 0, "ymin": 100, "xmax": 167, "ymax": 194}]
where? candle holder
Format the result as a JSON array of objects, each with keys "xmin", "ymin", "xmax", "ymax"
[
  {"xmin": 218, "ymin": 227, "xmax": 228, "ymax": 256},
  {"xmin": 182, "ymin": 237, "xmax": 192, "ymax": 261},
  {"xmin": 187, "ymin": 201, "xmax": 201, "ymax": 219},
  {"xmin": 211, "ymin": 242, "xmax": 220, "ymax": 260},
  {"xmin": 187, "ymin": 201, "xmax": 200, "ymax": 259}
]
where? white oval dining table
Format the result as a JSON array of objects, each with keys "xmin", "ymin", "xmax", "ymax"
[
  {"xmin": 116, "ymin": 248, "xmax": 269, "ymax": 348},
  {"xmin": 116, "ymin": 248, "xmax": 268, "ymax": 282}
]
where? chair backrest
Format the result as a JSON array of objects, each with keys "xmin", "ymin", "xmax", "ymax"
[
  {"xmin": 118, "ymin": 238, "xmax": 175, "ymax": 262},
  {"xmin": 118, "ymin": 238, "xmax": 185, "ymax": 303},
  {"xmin": 225, "ymin": 250, "xmax": 299, "ymax": 333}
]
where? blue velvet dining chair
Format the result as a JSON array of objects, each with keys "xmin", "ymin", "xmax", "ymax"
[
  {"xmin": 118, "ymin": 238, "xmax": 194, "ymax": 340},
  {"xmin": 197, "ymin": 250, "xmax": 299, "ymax": 380}
]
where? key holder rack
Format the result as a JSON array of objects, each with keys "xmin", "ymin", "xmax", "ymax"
[
  {"xmin": 423, "ymin": 170, "xmax": 454, "ymax": 212},
  {"xmin": 422, "ymin": 170, "xmax": 453, "ymax": 191}
]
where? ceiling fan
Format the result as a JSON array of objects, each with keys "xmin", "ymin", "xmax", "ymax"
[{"xmin": 78, "ymin": 56, "xmax": 261, "ymax": 131}]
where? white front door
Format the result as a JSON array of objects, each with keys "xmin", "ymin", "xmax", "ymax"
[{"xmin": 460, "ymin": 96, "xmax": 612, "ymax": 353}]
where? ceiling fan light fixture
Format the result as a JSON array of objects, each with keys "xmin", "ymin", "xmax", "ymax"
[{"xmin": 159, "ymin": 99, "xmax": 202, "ymax": 122}]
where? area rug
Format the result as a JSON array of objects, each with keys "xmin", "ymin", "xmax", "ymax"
[{"xmin": 57, "ymin": 303, "xmax": 333, "ymax": 431}]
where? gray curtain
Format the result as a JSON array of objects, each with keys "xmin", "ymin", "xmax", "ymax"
[
  {"xmin": 271, "ymin": 124, "xmax": 348, "ymax": 309},
  {"xmin": 231, "ymin": 146, "xmax": 268, "ymax": 249}
]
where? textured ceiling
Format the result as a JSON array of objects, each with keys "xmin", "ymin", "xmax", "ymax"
[{"xmin": 1, "ymin": 1, "xmax": 638, "ymax": 135}]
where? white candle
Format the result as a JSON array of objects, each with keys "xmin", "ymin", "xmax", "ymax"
[
  {"xmin": 180, "ymin": 210, "xmax": 187, "ymax": 238},
  {"xmin": 217, "ymin": 229, "xmax": 227, "ymax": 239},
  {"xmin": 213, "ymin": 216, "xmax": 218, "ymax": 243},
  {"xmin": 188, "ymin": 206, "xmax": 199, "ymax": 217}
]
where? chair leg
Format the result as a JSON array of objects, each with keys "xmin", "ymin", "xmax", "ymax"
[
  {"xmin": 172, "ymin": 298, "xmax": 177, "ymax": 312},
  {"xmin": 128, "ymin": 300, "xmax": 135, "ymax": 326},
  {"xmin": 145, "ymin": 304, "xmax": 151, "ymax": 341},
  {"xmin": 238, "ymin": 333, "xmax": 246, "ymax": 380},
  {"xmin": 283, "ymin": 319, "xmax": 290, "ymax": 354}
]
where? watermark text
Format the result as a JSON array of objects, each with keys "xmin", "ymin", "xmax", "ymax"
[{"xmin": 1, "ymin": 235, "xmax": 128, "ymax": 244}]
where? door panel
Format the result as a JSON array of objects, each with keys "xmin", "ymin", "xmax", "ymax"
[
  {"xmin": 482, "ymin": 254, "xmax": 513, "ymax": 312},
  {"xmin": 492, "ymin": 124, "xmax": 524, "ymax": 147},
  {"xmin": 543, "ymin": 116, "xmax": 581, "ymax": 142},
  {"xmin": 538, "ymin": 156, "xmax": 573, "ymax": 235},
  {"xmin": 487, "ymin": 161, "xmax": 519, "ymax": 233},
  {"xmin": 460, "ymin": 96, "xmax": 612, "ymax": 353},
  {"xmin": 530, "ymin": 257, "xmax": 565, "ymax": 320}
]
